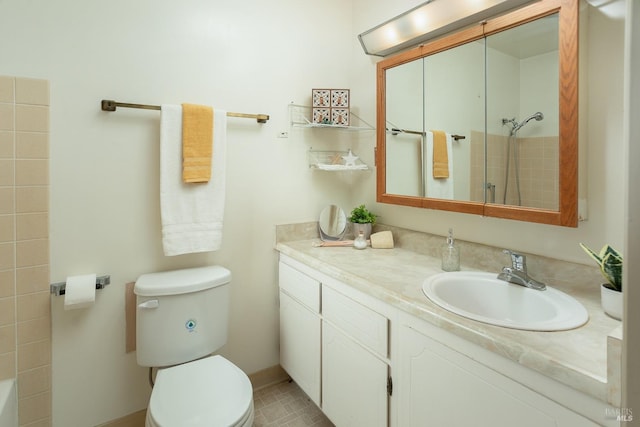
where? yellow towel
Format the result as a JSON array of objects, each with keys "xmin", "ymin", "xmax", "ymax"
[
  {"xmin": 182, "ymin": 103, "xmax": 214, "ymax": 183},
  {"xmin": 432, "ymin": 130, "xmax": 449, "ymax": 179}
]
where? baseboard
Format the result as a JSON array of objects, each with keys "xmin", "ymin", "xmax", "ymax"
[
  {"xmin": 97, "ymin": 409, "xmax": 146, "ymax": 427},
  {"xmin": 249, "ymin": 364, "xmax": 290, "ymax": 391}
]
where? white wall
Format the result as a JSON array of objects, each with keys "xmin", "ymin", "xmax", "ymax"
[
  {"xmin": 487, "ymin": 46, "xmax": 521, "ymax": 135},
  {"xmin": 386, "ymin": 59, "xmax": 423, "ymax": 196},
  {"xmin": 0, "ymin": 1, "xmax": 358, "ymax": 426},
  {"xmin": 0, "ymin": 0, "xmax": 628, "ymax": 425},
  {"xmin": 519, "ymin": 51, "xmax": 559, "ymax": 136}
]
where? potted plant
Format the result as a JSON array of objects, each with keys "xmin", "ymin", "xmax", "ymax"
[
  {"xmin": 579, "ymin": 243, "xmax": 623, "ymax": 320},
  {"xmin": 348, "ymin": 204, "xmax": 376, "ymax": 240}
]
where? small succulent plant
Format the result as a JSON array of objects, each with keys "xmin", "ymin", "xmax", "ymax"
[
  {"xmin": 580, "ymin": 243, "xmax": 623, "ymax": 292},
  {"xmin": 348, "ymin": 204, "xmax": 376, "ymax": 224}
]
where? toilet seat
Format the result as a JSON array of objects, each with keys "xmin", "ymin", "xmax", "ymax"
[{"xmin": 146, "ymin": 355, "xmax": 254, "ymax": 427}]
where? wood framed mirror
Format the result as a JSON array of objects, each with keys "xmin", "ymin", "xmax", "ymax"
[{"xmin": 376, "ymin": 0, "xmax": 578, "ymax": 227}]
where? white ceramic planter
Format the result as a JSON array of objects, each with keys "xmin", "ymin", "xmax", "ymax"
[{"xmin": 601, "ymin": 284, "xmax": 622, "ymax": 320}]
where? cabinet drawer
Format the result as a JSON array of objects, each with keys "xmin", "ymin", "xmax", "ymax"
[
  {"xmin": 279, "ymin": 261, "xmax": 320, "ymax": 312},
  {"xmin": 322, "ymin": 286, "xmax": 388, "ymax": 358}
]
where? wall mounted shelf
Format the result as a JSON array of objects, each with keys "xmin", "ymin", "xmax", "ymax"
[
  {"xmin": 289, "ymin": 104, "xmax": 374, "ymax": 132},
  {"xmin": 308, "ymin": 149, "xmax": 369, "ymax": 171}
]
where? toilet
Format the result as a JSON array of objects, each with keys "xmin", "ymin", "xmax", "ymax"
[{"xmin": 134, "ymin": 266, "xmax": 254, "ymax": 427}]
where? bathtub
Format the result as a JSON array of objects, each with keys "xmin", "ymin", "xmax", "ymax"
[{"xmin": 0, "ymin": 379, "xmax": 17, "ymax": 427}]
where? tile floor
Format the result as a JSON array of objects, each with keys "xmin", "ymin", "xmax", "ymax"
[{"xmin": 253, "ymin": 380, "xmax": 334, "ymax": 426}]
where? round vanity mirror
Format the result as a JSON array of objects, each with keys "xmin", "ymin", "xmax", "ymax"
[{"xmin": 318, "ymin": 205, "xmax": 347, "ymax": 241}]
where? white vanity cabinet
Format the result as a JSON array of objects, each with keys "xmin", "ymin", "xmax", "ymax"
[
  {"xmin": 278, "ymin": 257, "xmax": 392, "ymax": 427},
  {"xmin": 278, "ymin": 261, "xmax": 321, "ymax": 405},
  {"xmin": 396, "ymin": 314, "xmax": 610, "ymax": 427},
  {"xmin": 278, "ymin": 253, "xmax": 617, "ymax": 427}
]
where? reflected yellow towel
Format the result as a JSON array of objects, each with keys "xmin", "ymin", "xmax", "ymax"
[
  {"xmin": 432, "ymin": 130, "xmax": 449, "ymax": 179},
  {"xmin": 182, "ymin": 103, "xmax": 214, "ymax": 183}
]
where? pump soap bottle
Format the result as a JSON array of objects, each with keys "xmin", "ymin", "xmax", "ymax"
[
  {"xmin": 353, "ymin": 230, "xmax": 368, "ymax": 250},
  {"xmin": 441, "ymin": 228, "xmax": 460, "ymax": 272}
]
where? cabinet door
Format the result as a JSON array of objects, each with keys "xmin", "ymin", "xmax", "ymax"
[
  {"xmin": 398, "ymin": 324, "xmax": 599, "ymax": 427},
  {"xmin": 279, "ymin": 291, "xmax": 321, "ymax": 405},
  {"xmin": 322, "ymin": 321, "xmax": 388, "ymax": 427}
]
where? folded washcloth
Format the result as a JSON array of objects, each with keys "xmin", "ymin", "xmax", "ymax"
[
  {"xmin": 432, "ymin": 129, "xmax": 449, "ymax": 178},
  {"xmin": 182, "ymin": 103, "xmax": 213, "ymax": 183},
  {"xmin": 160, "ymin": 104, "xmax": 227, "ymax": 256}
]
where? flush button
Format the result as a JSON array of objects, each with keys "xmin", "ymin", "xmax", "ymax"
[{"xmin": 185, "ymin": 319, "xmax": 197, "ymax": 332}]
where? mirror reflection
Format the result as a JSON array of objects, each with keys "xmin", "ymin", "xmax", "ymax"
[
  {"xmin": 378, "ymin": 0, "xmax": 578, "ymax": 226},
  {"xmin": 386, "ymin": 40, "xmax": 484, "ymax": 201},
  {"xmin": 485, "ymin": 15, "xmax": 559, "ymax": 209},
  {"xmin": 318, "ymin": 205, "xmax": 347, "ymax": 240},
  {"xmin": 384, "ymin": 14, "xmax": 560, "ymax": 210}
]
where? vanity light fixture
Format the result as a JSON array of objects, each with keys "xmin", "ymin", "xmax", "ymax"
[{"xmin": 358, "ymin": 0, "xmax": 537, "ymax": 57}]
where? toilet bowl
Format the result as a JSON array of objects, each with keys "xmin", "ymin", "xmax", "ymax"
[
  {"xmin": 145, "ymin": 355, "xmax": 254, "ymax": 427},
  {"xmin": 135, "ymin": 266, "xmax": 254, "ymax": 426}
]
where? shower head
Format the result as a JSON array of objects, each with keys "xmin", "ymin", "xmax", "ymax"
[
  {"xmin": 524, "ymin": 111, "xmax": 544, "ymax": 123},
  {"xmin": 513, "ymin": 112, "xmax": 544, "ymax": 133}
]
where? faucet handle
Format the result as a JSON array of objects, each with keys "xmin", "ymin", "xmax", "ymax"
[{"xmin": 502, "ymin": 249, "xmax": 527, "ymax": 273}]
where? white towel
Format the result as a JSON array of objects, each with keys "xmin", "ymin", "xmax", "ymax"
[
  {"xmin": 425, "ymin": 131, "xmax": 454, "ymax": 199},
  {"xmin": 160, "ymin": 104, "xmax": 227, "ymax": 256}
]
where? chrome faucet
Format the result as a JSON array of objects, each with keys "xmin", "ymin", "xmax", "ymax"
[{"xmin": 497, "ymin": 249, "xmax": 546, "ymax": 291}]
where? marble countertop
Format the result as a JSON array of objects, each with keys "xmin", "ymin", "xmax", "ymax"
[{"xmin": 276, "ymin": 238, "xmax": 622, "ymax": 405}]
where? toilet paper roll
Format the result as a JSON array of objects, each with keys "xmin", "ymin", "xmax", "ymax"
[{"xmin": 64, "ymin": 273, "xmax": 96, "ymax": 310}]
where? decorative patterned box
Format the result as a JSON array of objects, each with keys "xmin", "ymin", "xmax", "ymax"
[
  {"xmin": 312, "ymin": 89, "xmax": 331, "ymax": 107},
  {"xmin": 312, "ymin": 88, "xmax": 350, "ymax": 125},
  {"xmin": 312, "ymin": 108, "xmax": 332, "ymax": 124},
  {"xmin": 331, "ymin": 89, "xmax": 349, "ymax": 107},
  {"xmin": 331, "ymin": 108, "xmax": 350, "ymax": 126}
]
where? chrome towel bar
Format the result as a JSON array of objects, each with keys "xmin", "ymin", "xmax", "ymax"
[{"xmin": 386, "ymin": 128, "xmax": 466, "ymax": 141}]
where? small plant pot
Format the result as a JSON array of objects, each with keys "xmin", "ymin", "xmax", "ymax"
[
  {"xmin": 350, "ymin": 222, "xmax": 372, "ymax": 240},
  {"xmin": 601, "ymin": 284, "xmax": 622, "ymax": 320}
]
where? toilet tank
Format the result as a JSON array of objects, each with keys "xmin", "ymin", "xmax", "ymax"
[{"xmin": 134, "ymin": 266, "xmax": 231, "ymax": 367}]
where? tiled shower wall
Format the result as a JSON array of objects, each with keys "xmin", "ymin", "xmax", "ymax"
[
  {"xmin": 0, "ymin": 75, "xmax": 51, "ymax": 426},
  {"xmin": 471, "ymin": 130, "xmax": 559, "ymax": 210}
]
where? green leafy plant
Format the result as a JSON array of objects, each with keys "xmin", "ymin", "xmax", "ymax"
[
  {"xmin": 348, "ymin": 204, "xmax": 376, "ymax": 224},
  {"xmin": 579, "ymin": 243, "xmax": 623, "ymax": 292}
]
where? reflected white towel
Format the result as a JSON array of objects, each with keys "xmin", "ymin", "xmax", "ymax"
[
  {"xmin": 425, "ymin": 131, "xmax": 454, "ymax": 199},
  {"xmin": 160, "ymin": 104, "xmax": 227, "ymax": 256}
]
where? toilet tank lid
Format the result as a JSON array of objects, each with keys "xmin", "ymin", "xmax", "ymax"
[{"xmin": 134, "ymin": 266, "xmax": 231, "ymax": 296}]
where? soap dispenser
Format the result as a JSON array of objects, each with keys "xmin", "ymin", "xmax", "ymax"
[
  {"xmin": 441, "ymin": 228, "xmax": 460, "ymax": 272},
  {"xmin": 353, "ymin": 230, "xmax": 368, "ymax": 250}
]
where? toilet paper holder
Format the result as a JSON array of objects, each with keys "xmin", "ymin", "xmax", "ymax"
[{"xmin": 50, "ymin": 275, "xmax": 111, "ymax": 296}]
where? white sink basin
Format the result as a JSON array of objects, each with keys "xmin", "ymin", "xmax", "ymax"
[{"xmin": 422, "ymin": 271, "xmax": 588, "ymax": 331}]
